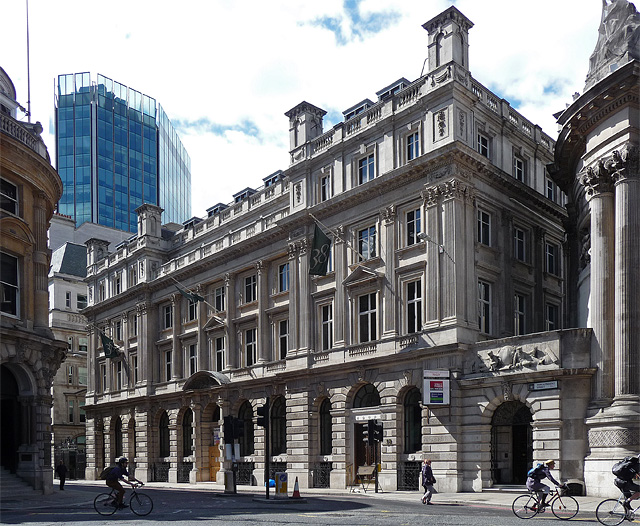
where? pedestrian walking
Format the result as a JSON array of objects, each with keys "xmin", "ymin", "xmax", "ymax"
[
  {"xmin": 55, "ymin": 460, "xmax": 68, "ymax": 491},
  {"xmin": 421, "ymin": 458, "xmax": 436, "ymax": 504}
]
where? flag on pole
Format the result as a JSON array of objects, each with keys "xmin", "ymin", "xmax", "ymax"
[
  {"xmin": 100, "ymin": 331, "xmax": 120, "ymax": 359},
  {"xmin": 309, "ymin": 224, "xmax": 332, "ymax": 276},
  {"xmin": 175, "ymin": 285, "xmax": 205, "ymax": 303}
]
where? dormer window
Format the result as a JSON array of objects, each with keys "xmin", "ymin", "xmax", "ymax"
[{"xmin": 343, "ymin": 99, "xmax": 373, "ymax": 121}]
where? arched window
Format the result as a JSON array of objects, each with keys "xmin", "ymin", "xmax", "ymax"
[
  {"xmin": 271, "ymin": 397, "xmax": 287, "ymax": 456},
  {"xmin": 159, "ymin": 412, "xmax": 170, "ymax": 458},
  {"xmin": 353, "ymin": 383, "xmax": 381, "ymax": 408},
  {"xmin": 403, "ymin": 388, "xmax": 422, "ymax": 453},
  {"xmin": 319, "ymin": 399, "xmax": 332, "ymax": 456},
  {"xmin": 114, "ymin": 417, "xmax": 123, "ymax": 458},
  {"xmin": 238, "ymin": 401, "xmax": 254, "ymax": 457},
  {"xmin": 435, "ymin": 33, "xmax": 444, "ymax": 68},
  {"xmin": 182, "ymin": 409, "xmax": 193, "ymax": 457}
]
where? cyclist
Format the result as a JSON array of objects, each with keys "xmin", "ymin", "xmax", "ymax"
[
  {"xmin": 613, "ymin": 454, "xmax": 640, "ymax": 513},
  {"xmin": 526, "ymin": 459, "xmax": 562, "ymax": 511},
  {"xmin": 105, "ymin": 457, "xmax": 142, "ymax": 508}
]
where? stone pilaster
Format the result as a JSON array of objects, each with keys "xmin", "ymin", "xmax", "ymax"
[
  {"xmin": 382, "ymin": 205, "xmax": 397, "ymax": 337},
  {"xmin": 134, "ymin": 405, "xmax": 151, "ymax": 482},
  {"xmin": 168, "ymin": 409, "xmax": 179, "ymax": 483},
  {"xmin": 286, "ymin": 388, "xmax": 311, "ymax": 488},
  {"xmin": 257, "ymin": 260, "xmax": 269, "ymax": 362},
  {"xmin": 191, "ymin": 403, "xmax": 202, "ymax": 483},
  {"xmin": 333, "ymin": 226, "xmax": 346, "ymax": 347},
  {"xmin": 298, "ymin": 238, "xmax": 311, "ymax": 352},
  {"xmin": 171, "ymin": 294, "xmax": 182, "ymax": 379},
  {"xmin": 288, "ymin": 242, "xmax": 300, "ymax": 354},
  {"xmin": 224, "ymin": 273, "xmax": 237, "ymax": 369},
  {"xmin": 423, "ymin": 186, "xmax": 442, "ymax": 325}
]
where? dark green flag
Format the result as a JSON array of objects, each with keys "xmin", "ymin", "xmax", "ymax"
[
  {"xmin": 100, "ymin": 332, "xmax": 120, "ymax": 359},
  {"xmin": 309, "ymin": 224, "xmax": 332, "ymax": 276},
  {"xmin": 175, "ymin": 285, "xmax": 205, "ymax": 303}
]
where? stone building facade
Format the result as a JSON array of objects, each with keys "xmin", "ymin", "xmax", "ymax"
[
  {"xmin": 1, "ymin": 67, "xmax": 67, "ymax": 493},
  {"xmin": 81, "ymin": 5, "xmax": 637, "ymax": 497}
]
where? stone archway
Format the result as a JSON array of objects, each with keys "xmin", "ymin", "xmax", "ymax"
[{"xmin": 491, "ymin": 401, "xmax": 533, "ymax": 485}]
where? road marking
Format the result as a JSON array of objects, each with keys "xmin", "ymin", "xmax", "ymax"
[{"xmin": 172, "ymin": 509, "xmax": 192, "ymax": 514}]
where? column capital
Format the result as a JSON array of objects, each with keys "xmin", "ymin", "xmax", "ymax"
[
  {"xmin": 381, "ymin": 204, "xmax": 396, "ymax": 224},
  {"xmin": 581, "ymin": 158, "xmax": 616, "ymax": 197},
  {"xmin": 611, "ymin": 144, "xmax": 640, "ymax": 184}
]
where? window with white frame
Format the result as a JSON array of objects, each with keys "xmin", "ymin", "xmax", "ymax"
[
  {"xmin": 215, "ymin": 336, "xmax": 225, "ymax": 372},
  {"xmin": 358, "ymin": 292, "xmax": 377, "ymax": 343},
  {"xmin": 129, "ymin": 265, "xmax": 137, "ymax": 286},
  {"xmin": 114, "ymin": 272, "xmax": 122, "ymax": 295},
  {"xmin": 164, "ymin": 350, "xmax": 173, "ymax": 381},
  {"xmin": 278, "ymin": 319, "xmax": 289, "ymax": 360},
  {"xmin": 0, "ymin": 252, "xmax": 18, "ymax": 317},
  {"xmin": 77, "ymin": 294, "xmax": 87, "ymax": 310},
  {"xmin": 358, "ymin": 226, "xmax": 377, "ymax": 261},
  {"xmin": 320, "ymin": 172, "xmax": 332, "ymax": 202},
  {"xmin": 188, "ymin": 298, "xmax": 197, "ymax": 321},
  {"xmin": 546, "ymin": 303, "xmax": 559, "ymax": 331},
  {"xmin": 130, "ymin": 313, "xmax": 138, "ymax": 336},
  {"xmin": 546, "ymin": 241, "xmax": 559, "ymax": 275},
  {"xmin": 478, "ymin": 280, "xmax": 491, "ymax": 335},
  {"xmin": 114, "ymin": 320, "xmax": 122, "ymax": 341},
  {"xmin": 278, "ymin": 262, "xmax": 290, "ymax": 293},
  {"xmin": 513, "ymin": 155, "xmax": 526, "ymax": 182},
  {"xmin": 188, "ymin": 343, "xmax": 197, "ymax": 376},
  {"xmin": 65, "ymin": 291, "xmax": 72, "ymax": 308},
  {"xmin": 214, "ymin": 285, "xmax": 225, "ymax": 312},
  {"xmin": 514, "ymin": 293, "xmax": 527, "ymax": 336},
  {"xmin": 79, "ymin": 337, "xmax": 88, "ymax": 353},
  {"xmin": 320, "ymin": 302, "xmax": 333, "ymax": 351},
  {"xmin": 1, "ymin": 178, "xmax": 18, "ymax": 215},
  {"xmin": 514, "ymin": 227, "xmax": 527, "ymax": 262},
  {"xmin": 546, "ymin": 178, "xmax": 557, "ymax": 202},
  {"xmin": 358, "ymin": 153, "xmax": 375, "ymax": 184},
  {"xmin": 477, "ymin": 132, "xmax": 490, "ymax": 158},
  {"xmin": 163, "ymin": 304, "xmax": 173, "ymax": 329},
  {"xmin": 477, "ymin": 209, "xmax": 491, "ymax": 246},
  {"xmin": 100, "ymin": 363, "xmax": 107, "ymax": 392},
  {"xmin": 406, "ymin": 279, "xmax": 422, "ymax": 334},
  {"xmin": 406, "ymin": 208, "xmax": 421, "ymax": 247},
  {"xmin": 116, "ymin": 360, "xmax": 123, "ymax": 390},
  {"xmin": 244, "ymin": 328, "xmax": 257, "ymax": 367},
  {"xmin": 98, "ymin": 281, "xmax": 105, "ymax": 302},
  {"xmin": 244, "ymin": 275, "xmax": 257, "ymax": 303},
  {"xmin": 407, "ymin": 131, "xmax": 420, "ymax": 161}
]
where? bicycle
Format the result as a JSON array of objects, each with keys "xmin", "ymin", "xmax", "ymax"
[
  {"xmin": 93, "ymin": 483, "xmax": 153, "ymax": 516},
  {"xmin": 596, "ymin": 494, "xmax": 639, "ymax": 525},
  {"xmin": 512, "ymin": 484, "xmax": 579, "ymax": 520}
]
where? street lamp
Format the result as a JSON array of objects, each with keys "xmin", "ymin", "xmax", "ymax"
[{"xmin": 417, "ymin": 232, "xmax": 455, "ymax": 264}]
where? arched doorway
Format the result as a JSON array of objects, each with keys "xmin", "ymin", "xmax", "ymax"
[
  {"xmin": 352, "ymin": 383, "xmax": 381, "ymax": 472},
  {"xmin": 491, "ymin": 401, "xmax": 533, "ymax": 484},
  {"xmin": 1, "ymin": 365, "xmax": 22, "ymax": 472}
]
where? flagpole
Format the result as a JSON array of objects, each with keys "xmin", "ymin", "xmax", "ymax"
[
  {"xmin": 309, "ymin": 212, "xmax": 370, "ymax": 264},
  {"xmin": 168, "ymin": 275, "xmax": 225, "ymax": 324},
  {"xmin": 25, "ymin": 0, "xmax": 31, "ymax": 122}
]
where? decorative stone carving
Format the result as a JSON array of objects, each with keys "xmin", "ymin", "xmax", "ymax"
[
  {"xmin": 579, "ymin": 229, "xmax": 591, "ymax": 271},
  {"xmin": 483, "ymin": 344, "xmax": 559, "ymax": 372},
  {"xmin": 581, "ymin": 158, "xmax": 616, "ymax": 196},
  {"xmin": 382, "ymin": 205, "xmax": 396, "ymax": 223},
  {"xmin": 502, "ymin": 382, "xmax": 512, "ymax": 401}
]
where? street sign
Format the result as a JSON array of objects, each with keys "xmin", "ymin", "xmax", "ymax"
[
  {"xmin": 355, "ymin": 414, "xmax": 382, "ymax": 421},
  {"xmin": 423, "ymin": 370, "xmax": 450, "ymax": 405}
]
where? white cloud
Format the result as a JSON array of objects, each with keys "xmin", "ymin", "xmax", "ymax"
[{"xmin": 2, "ymin": 0, "xmax": 603, "ymax": 218}]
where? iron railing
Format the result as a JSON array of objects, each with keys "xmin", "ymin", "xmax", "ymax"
[
  {"xmin": 311, "ymin": 462, "xmax": 332, "ymax": 488},
  {"xmin": 178, "ymin": 462, "xmax": 192, "ymax": 483},
  {"xmin": 236, "ymin": 462, "xmax": 255, "ymax": 485},
  {"xmin": 397, "ymin": 461, "xmax": 421, "ymax": 491},
  {"xmin": 269, "ymin": 462, "xmax": 287, "ymax": 482},
  {"xmin": 151, "ymin": 462, "xmax": 169, "ymax": 482}
]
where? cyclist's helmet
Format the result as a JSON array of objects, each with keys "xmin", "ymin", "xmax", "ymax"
[{"xmin": 118, "ymin": 457, "xmax": 128, "ymax": 464}]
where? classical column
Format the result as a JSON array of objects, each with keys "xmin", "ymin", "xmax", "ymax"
[
  {"xmin": 197, "ymin": 286, "xmax": 207, "ymax": 371},
  {"xmin": 440, "ymin": 180, "xmax": 466, "ymax": 321},
  {"xmin": 382, "ymin": 205, "xmax": 397, "ymax": 337},
  {"xmin": 611, "ymin": 146, "xmax": 640, "ymax": 398},
  {"xmin": 136, "ymin": 301, "xmax": 149, "ymax": 388},
  {"xmin": 298, "ymin": 237, "xmax": 311, "ymax": 352},
  {"xmin": 581, "ymin": 161, "xmax": 616, "ymax": 403},
  {"xmin": 422, "ymin": 187, "xmax": 441, "ymax": 325},
  {"xmin": 333, "ymin": 227, "xmax": 346, "ymax": 347}
]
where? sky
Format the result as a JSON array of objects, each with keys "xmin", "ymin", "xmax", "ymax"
[{"xmin": 3, "ymin": 0, "xmax": 603, "ymax": 219}]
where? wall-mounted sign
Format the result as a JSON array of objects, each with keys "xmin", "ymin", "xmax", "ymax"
[
  {"xmin": 529, "ymin": 380, "xmax": 558, "ymax": 391},
  {"xmin": 355, "ymin": 414, "xmax": 382, "ymax": 421},
  {"xmin": 423, "ymin": 370, "xmax": 450, "ymax": 405}
]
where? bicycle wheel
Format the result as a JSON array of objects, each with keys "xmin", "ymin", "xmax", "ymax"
[
  {"xmin": 130, "ymin": 492, "xmax": 153, "ymax": 516},
  {"xmin": 596, "ymin": 499, "xmax": 626, "ymax": 526},
  {"xmin": 512, "ymin": 494, "xmax": 539, "ymax": 519},
  {"xmin": 552, "ymin": 494, "xmax": 579, "ymax": 520},
  {"xmin": 94, "ymin": 493, "xmax": 117, "ymax": 516}
]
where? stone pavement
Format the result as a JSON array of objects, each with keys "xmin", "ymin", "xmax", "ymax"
[{"xmin": 0, "ymin": 479, "xmax": 607, "ymax": 514}]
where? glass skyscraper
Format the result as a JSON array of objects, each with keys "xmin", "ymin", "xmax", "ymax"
[{"xmin": 56, "ymin": 73, "xmax": 191, "ymax": 232}]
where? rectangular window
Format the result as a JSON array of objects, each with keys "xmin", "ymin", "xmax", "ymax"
[
  {"xmin": 358, "ymin": 292, "xmax": 377, "ymax": 343},
  {"xmin": 189, "ymin": 344, "xmax": 197, "ymax": 376},
  {"xmin": 358, "ymin": 153, "xmax": 375, "ymax": 184},
  {"xmin": 278, "ymin": 262, "xmax": 290, "ymax": 293},
  {"xmin": 358, "ymin": 226, "xmax": 377, "ymax": 261},
  {"xmin": 546, "ymin": 242, "xmax": 559, "ymax": 275},
  {"xmin": 546, "ymin": 303, "xmax": 559, "ymax": 331},
  {"xmin": 513, "ymin": 156, "xmax": 526, "ymax": 182},
  {"xmin": 320, "ymin": 173, "xmax": 331, "ymax": 202},
  {"xmin": 514, "ymin": 227, "xmax": 526, "ymax": 262},
  {"xmin": 244, "ymin": 275, "xmax": 257, "ymax": 303},
  {"xmin": 546, "ymin": 178, "xmax": 556, "ymax": 202},
  {"xmin": 477, "ymin": 210, "xmax": 491, "ymax": 246},
  {"xmin": 114, "ymin": 272, "xmax": 122, "ymax": 295},
  {"xmin": 478, "ymin": 280, "xmax": 491, "ymax": 335},
  {"xmin": 98, "ymin": 281, "xmax": 105, "ymax": 302},
  {"xmin": 129, "ymin": 265, "xmax": 137, "ymax": 286},
  {"xmin": 79, "ymin": 401, "xmax": 86, "ymax": 423},
  {"xmin": 214, "ymin": 286, "xmax": 225, "ymax": 312},
  {"xmin": 78, "ymin": 366, "xmax": 87, "ymax": 386},
  {"xmin": 407, "ymin": 131, "xmax": 420, "ymax": 161},
  {"xmin": 279, "ymin": 319, "xmax": 289, "ymax": 360},
  {"xmin": 188, "ymin": 298, "xmax": 197, "ymax": 321},
  {"xmin": 406, "ymin": 209, "xmax": 421, "ymax": 247},
  {"xmin": 100, "ymin": 363, "xmax": 107, "ymax": 392},
  {"xmin": 407, "ymin": 280, "xmax": 422, "ymax": 334},
  {"xmin": 77, "ymin": 294, "xmax": 87, "ymax": 310},
  {"xmin": 68, "ymin": 400, "xmax": 74, "ymax": 423},
  {"xmin": 477, "ymin": 133, "xmax": 489, "ymax": 158},
  {"xmin": 215, "ymin": 336, "xmax": 225, "ymax": 372},
  {"xmin": 245, "ymin": 328, "xmax": 257, "ymax": 367},
  {"xmin": 116, "ymin": 361, "xmax": 122, "ymax": 390},
  {"xmin": 67, "ymin": 365, "xmax": 74, "ymax": 385},
  {"xmin": 131, "ymin": 355, "xmax": 138, "ymax": 384},
  {"xmin": 0, "ymin": 251, "xmax": 19, "ymax": 316},
  {"xmin": 79, "ymin": 337, "xmax": 88, "ymax": 353},
  {"xmin": 65, "ymin": 291, "xmax": 72, "ymax": 308},
  {"xmin": 321, "ymin": 303, "xmax": 333, "ymax": 351},
  {"xmin": 164, "ymin": 350, "xmax": 172, "ymax": 381},
  {"xmin": 114, "ymin": 320, "xmax": 122, "ymax": 341},
  {"xmin": 131, "ymin": 314, "xmax": 138, "ymax": 336},
  {"xmin": 514, "ymin": 293, "xmax": 526, "ymax": 336},
  {"xmin": 163, "ymin": 304, "xmax": 173, "ymax": 329},
  {"xmin": 0, "ymin": 178, "xmax": 18, "ymax": 215}
]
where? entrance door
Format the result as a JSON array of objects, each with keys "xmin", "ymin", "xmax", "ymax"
[
  {"xmin": 491, "ymin": 401, "xmax": 533, "ymax": 484},
  {"xmin": 354, "ymin": 423, "xmax": 380, "ymax": 470},
  {"xmin": 1, "ymin": 366, "xmax": 22, "ymax": 473}
]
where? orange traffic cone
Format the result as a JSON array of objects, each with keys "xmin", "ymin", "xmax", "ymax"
[{"xmin": 291, "ymin": 476, "xmax": 301, "ymax": 498}]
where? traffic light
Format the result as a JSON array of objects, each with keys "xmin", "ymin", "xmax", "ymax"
[
  {"xmin": 373, "ymin": 421, "xmax": 383, "ymax": 443},
  {"xmin": 366, "ymin": 419, "xmax": 375, "ymax": 446},
  {"xmin": 257, "ymin": 397, "xmax": 270, "ymax": 429},
  {"xmin": 233, "ymin": 417, "xmax": 245, "ymax": 439},
  {"xmin": 223, "ymin": 415, "xmax": 234, "ymax": 443}
]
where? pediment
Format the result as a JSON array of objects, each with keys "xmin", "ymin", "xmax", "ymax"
[
  {"xmin": 343, "ymin": 265, "xmax": 383, "ymax": 287},
  {"xmin": 203, "ymin": 313, "xmax": 226, "ymax": 331}
]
